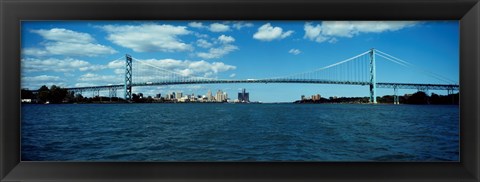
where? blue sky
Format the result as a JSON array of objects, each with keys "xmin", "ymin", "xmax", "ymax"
[{"xmin": 21, "ymin": 21, "xmax": 459, "ymax": 102}]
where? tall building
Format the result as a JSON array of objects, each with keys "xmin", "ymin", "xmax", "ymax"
[
  {"xmin": 212, "ymin": 90, "xmax": 228, "ymax": 102},
  {"xmin": 175, "ymin": 92, "xmax": 183, "ymax": 99},
  {"xmin": 215, "ymin": 90, "xmax": 223, "ymax": 102},
  {"xmin": 237, "ymin": 88, "xmax": 250, "ymax": 103},
  {"xmin": 207, "ymin": 90, "xmax": 213, "ymax": 101}
]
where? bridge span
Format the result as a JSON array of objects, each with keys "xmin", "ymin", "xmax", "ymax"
[
  {"xmin": 64, "ymin": 80, "xmax": 459, "ymax": 92},
  {"xmin": 32, "ymin": 49, "xmax": 459, "ymax": 104},
  {"xmin": 62, "ymin": 79, "xmax": 459, "ymax": 104}
]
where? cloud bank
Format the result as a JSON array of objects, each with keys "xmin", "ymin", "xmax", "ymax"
[
  {"xmin": 304, "ymin": 21, "xmax": 418, "ymax": 43},
  {"xmin": 101, "ymin": 24, "xmax": 192, "ymax": 52},
  {"xmin": 23, "ymin": 28, "xmax": 117, "ymax": 57}
]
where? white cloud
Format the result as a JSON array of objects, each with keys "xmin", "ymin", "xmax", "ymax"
[
  {"xmin": 117, "ymin": 58, "xmax": 236, "ymax": 79},
  {"xmin": 197, "ymin": 44, "xmax": 238, "ymax": 59},
  {"xmin": 232, "ymin": 22, "xmax": 254, "ymax": 30},
  {"xmin": 113, "ymin": 69, "xmax": 124, "ymax": 75},
  {"xmin": 75, "ymin": 73, "xmax": 123, "ymax": 87},
  {"xmin": 24, "ymin": 28, "xmax": 117, "ymax": 57},
  {"xmin": 31, "ymin": 28, "xmax": 94, "ymax": 43},
  {"xmin": 64, "ymin": 72, "xmax": 75, "ymax": 77},
  {"xmin": 209, "ymin": 23, "xmax": 230, "ymax": 32},
  {"xmin": 304, "ymin": 21, "xmax": 418, "ymax": 43},
  {"xmin": 21, "ymin": 58, "xmax": 105, "ymax": 73},
  {"xmin": 78, "ymin": 65, "xmax": 106, "ymax": 72},
  {"xmin": 304, "ymin": 22, "xmax": 327, "ymax": 43},
  {"xmin": 44, "ymin": 42, "xmax": 117, "ymax": 57},
  {"xmin": 328, "ymin": 38, "xmax": 338, "ymax": 44},
  {"xmin": 196, "ymin": 39, "xmax": 213, "ymax": 48},
  {"xmin": 101, "ymin": 24, "xmax": 192, "ymax": 52},
  {"xmin": 21, "ymin": 75, "xmax": 66, "ymax": 89},
  {"xmin": 288, "ymin": 49, "xmax": 301, "ymax": 55},
  {"xmin": 107, "ymin": 60, "xmax": 125, "ymax": 69},
  {"xmin": 74, "ymin": 83, "xmax": 98, "ymax": 87},
  {"xmin": 195, "ymin": 35, "xmax": 237, "ymax": 59},
  {"xmin": 78, "ymin": 73, "xmax": 120, "ymax": 82},
  {"xmin": 229, "ymin": 73, "xmax": 236, "ymax": 78},
  {"xmin": 194, "ymin": 32, "xmax": 209, "ymax": 38},
  {"xmin": 188, "ymin": 22, "xmax": 206, "ymax": 29},
  {"xmin": 23, "ymin": 75, "xmax": 62, "ymax": 82},
  {"xmin": 253, "ymin": 23, "xmax": 294, "ymax": 41},
  {"xmin": 218, "ymin": 35, "xmax": 235, "ymax": 44},
  {"xmin": 23, "ymin": 56, "xmax": 237, "ymax": 89},
  {"xmin": 22, "ymin": 48, "xmax": 49, "ymax": 57}
]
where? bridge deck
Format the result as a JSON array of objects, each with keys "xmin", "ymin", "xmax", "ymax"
[{"xmin": 58, "ymin": 79, "xmax": 459, "ymax": 92}]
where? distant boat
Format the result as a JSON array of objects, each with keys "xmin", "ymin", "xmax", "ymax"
[{"xmin": 45, "ymin": 101, "xmax": 50, "ymax": 104}]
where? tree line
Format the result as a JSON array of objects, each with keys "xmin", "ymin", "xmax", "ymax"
[
  {"xmin": 22, "ymin": 85, "xmax": 70, "ymax": 104},
  {"xmin": 23, "ymin": 86, "xmax": 459, "ymax": 105},
  {"xmin": 21, "ymin": 85, "xmax": 125, "ymax": 104},
  {"xmin": 295, "ymin": 91, "xmax": 459, "ymax": 105}
]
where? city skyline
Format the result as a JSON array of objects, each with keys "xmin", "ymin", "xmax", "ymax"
[
  {"xmin": 21, "ymin": 21, "xmax": 459, "ymax": 102},
  {"xmin": 154, "ymin": 89, "xmax": 230, "ymax": 103}
]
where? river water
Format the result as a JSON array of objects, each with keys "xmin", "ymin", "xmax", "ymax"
[{"xmin": 21, "ymin": 103, "xmax": 459, "ymax": 161}]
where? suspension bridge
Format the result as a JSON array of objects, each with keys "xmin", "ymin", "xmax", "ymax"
[{"xmin": 62, "ymin": 48, "xmax": 459, "ymax": 104}]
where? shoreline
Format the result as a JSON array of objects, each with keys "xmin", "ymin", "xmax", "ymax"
[{"xmin": 21, "ymin": 102, "xmax": 459, "ymax": 105}]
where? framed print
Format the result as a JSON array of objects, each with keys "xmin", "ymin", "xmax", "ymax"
[{"xmin": 1, "ymin": 0, "xmax": 479, "ymax": 181}]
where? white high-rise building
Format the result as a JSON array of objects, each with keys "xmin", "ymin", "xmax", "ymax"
[
  {"xmin": 175, "ymin": 92, "xmax": 183, "ymax": 99},
  {"xmin": 207, "ymin": 90, "xmax": 213, "ymax": 101},
  {"xmin": 215, "ymin": 90, "xmax": 223, "ymax": 102},
  {"xmin": 214, "ymin": 90, "xmax": 229, "ymax": 102}
]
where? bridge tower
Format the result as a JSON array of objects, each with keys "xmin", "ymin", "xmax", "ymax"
[
  {"xmin": 369, "ymin": 48, "xmax": 377, "ymax": 104},
  {"xmin": 124, "ymin": 54, "xmax": 133, "ymax": 101}
]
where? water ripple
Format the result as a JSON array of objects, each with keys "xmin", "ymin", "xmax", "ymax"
[{"xmin": 21, "ymin": 104, "xmax": 459, "ymax": 161}]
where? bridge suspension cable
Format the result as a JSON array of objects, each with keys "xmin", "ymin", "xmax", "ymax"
[
  {"xmin": 266, "ymin": 50, "xmax": 371, "ymax": 83},
  {"xmin": 375, "ymin": 50, "xmax": 457, "ymax": 84},
  {"xmin": 110, "ymin": 56, "xmax": 126, "ymax": 63},
  {"xmin": 55, "ymin": 49, "xmax": 458, "ymax": 102},
  {"xmin": 131, "ymin": 57, "xmax": 217, "ymax": 85}
]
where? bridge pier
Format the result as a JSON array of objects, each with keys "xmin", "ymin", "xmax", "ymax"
[
  {"xmin": 447, "ymin": 88, "xmax": 453, "ymax": 95},
  {"xmin": 393, "ymin": 86, "xmax": 399, "ymax": 104},
  {"xmin": 447, "ymin": 88, "xmax": 455, "ymax": 104},
  {"xmin": 93, "ymin": 89, "xmax": 100, "ymax": 98},
  {"xmin": 109, "ymin": 88, "xmax": 117, "ymax": 101}
]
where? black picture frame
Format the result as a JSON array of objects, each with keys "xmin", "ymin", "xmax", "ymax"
[{"xmin": 1, "ymin": 0, "xmax": 479, "ymax": 181}]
